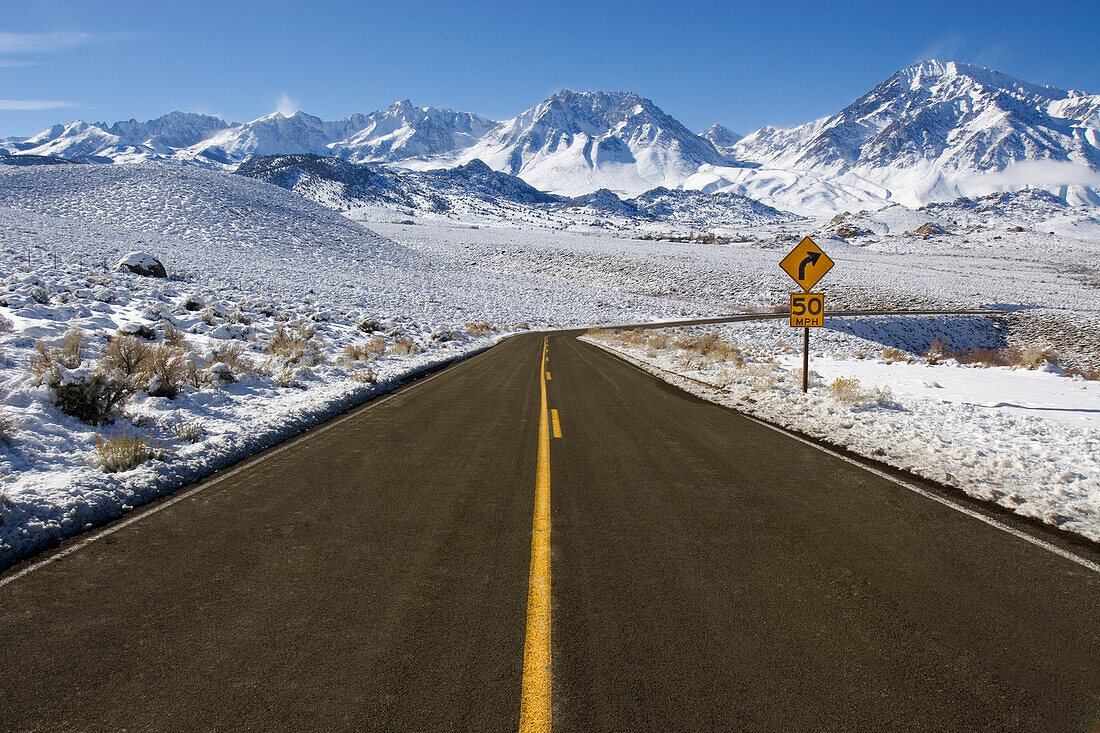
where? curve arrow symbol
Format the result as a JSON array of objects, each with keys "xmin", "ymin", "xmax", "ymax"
[{"xmin": 798, "ymin": 251, "xmax": 821, "ymax": 281}]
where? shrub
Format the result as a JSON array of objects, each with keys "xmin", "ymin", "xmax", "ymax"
[
  {"xmin": 162, "ymin": 322, "xmax": 188, "ymax": 348},
  {"xmin": 390, "ymin": 337, "xmax": 420, "ymax": 355},
  {"xmin": 205, "ymin": 342, "xmax": 254, "ymax": 384},
  {"xmin": 0, "ymin": 409, "xmax": 13, "ymax": 446},
  {"xmin": 350, "ymin": 367, "xmax": 378, "ymax": 383},
  {"xmin": 266, "ymin": 323, "xmax": 321, "ymax": 365},
  {"xmin": 92, "ymin": 430, "xmax": 168, "ymax": 473},
  {"xmin": 830, "ymin": 376, "xmax": 893, "ymax": 407},
  {"xmin": 173, "ymin": 420, "xmax": 204, "ymax": 443},
  {"xmin": 1019, "ymin": 345, "xmax": 1058, "ymax": 369},
  {"xmin": 102, "ymin": 335, "xmax": 151, "ymax": 377},
  {"xmin": 54, "ymin": 373, "xmax": 132, "ymax": 425},
  {"xmin": 141, "ymin": 344, "xmax": 187, "ymax": 399},
  {"xmin": 465, "ymin": 322, "xmax": 494, "ymax": 336},
  {"xmin": 356, "ymin": 318, "xmax": 382, "ymax": 333},
  {"xmin": 924, "ymin": 338, "xmax": 951, "ymax": 365},
  {"xmin": 0, "ymin": 314, "xmax": 13, "ymax": 334},
  {"xmin": 881, "ymin": 347, "xmax": 909, "ymax": 363},
  {"xmin": 58, "ymin": 329, "xmax": 85, "ymax": 369},
  {"xmin": 344, "ymin": 343, "xmax": 374, "ymax": 362}
]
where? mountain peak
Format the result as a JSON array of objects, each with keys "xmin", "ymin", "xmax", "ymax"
[{"xmin": 701, "ymin": 123, "xmax": 742, "ymax": 149}]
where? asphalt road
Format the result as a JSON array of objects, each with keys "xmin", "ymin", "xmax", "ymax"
[{"xmin": 2, "ymin": 331, "xmax": 1098, "ymax": 732}]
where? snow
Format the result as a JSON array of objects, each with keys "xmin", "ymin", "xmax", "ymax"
[{"xmin": 582, "ymin": 315, "xmax": 1100, "ymax": 542}]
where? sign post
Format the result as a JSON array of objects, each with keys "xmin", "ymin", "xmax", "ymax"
[{"xmin": 780, "ymin": 237, "xmax": 834, "ymax": 392}]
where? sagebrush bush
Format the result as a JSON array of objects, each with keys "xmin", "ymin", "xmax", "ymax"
[
  {"xmin": 27, "ymin": 330, "xmax": 132, "ymax": 425},
  {"xmin": 102, "ymin": 335, "xmax": 151, "ymax": 377},
  {"xmin": 54, "ymin": 373, "xmax": 132, "ymax": 425},
  {"xmin": 830, "ymin": 376, "xmax": 893, "ymax": 407},
  {"xmin": 142, "ymin": 344, "xmax": 187, "ymax": 398},
  {"xmin": 356, "ymin": 318, "xmax": 382, "ymax": 333},
  {"xmin": 350, "ymin": 367, "xmax": 378, "ymax": 383},
  {"xmin": 0, "ymin": 409, "xmax": 13, "ymax": 446},
  {"xmin": 92, "ymin": 430, "xmax": 168, "ymax": 472},
  {"xmin": 0, "ymin": 314, "xmax": 13, "ymax": 334},
  {"xmin": 1020, "ymin": 345, "xmax": 1058, "ymax": 369},
  {"xmin": 881, "ymin": 347, "xmax": 909, "ymax": 363},
  {"xmin": 390, "ymin": 337, "xmax": 419, "ymax": 355},
  {"xmin": 266, "ymin": 323, "xmax": 322, "ymax": 366},
  {"xmin": 465, "ymin": 322, "xmax": 494, "ymax": 336},
  {"xmin": 162, "ymin": 322, "xmax": 188, "ymax": 348}
]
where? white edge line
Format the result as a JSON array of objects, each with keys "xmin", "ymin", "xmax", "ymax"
[
  {"xmin": 0, "ymin": 350, "xmax": 482, "ymax": 589},
  {"xmin": 583, "ymin": 337, "xmax": 1100, "ymax": 575}
]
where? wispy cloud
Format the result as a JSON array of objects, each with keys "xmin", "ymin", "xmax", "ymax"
[
  {"xmin": 276, "ymin": 92, "xmax": 298, "ymax": 116},
  {"xmin": 0, "ymin": 99, "xmax": 79, "ymax": 111},
  {"xmin": 0, "ymin": 31, "xmax": 92, "ymax": 54},
  {"xmin": 960, "ymin": 160, "xmax": 1100, "ymax": 194}
]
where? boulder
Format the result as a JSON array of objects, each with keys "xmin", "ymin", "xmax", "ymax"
[
  {"xmin": 910, "ymin": 222, "xmax": 947, "ymax": 238},
  {"xmin": 113, "ymin": 252, "xmax": 166, "ymax": 278}
]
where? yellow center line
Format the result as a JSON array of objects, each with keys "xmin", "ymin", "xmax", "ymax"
[
  {"xmin": 551, "ymin": 409, "xmax": 562, "ymax": 439},
  {"xmin": 520, "ymin": 337, "xmax": 552, "ymax": 733}
]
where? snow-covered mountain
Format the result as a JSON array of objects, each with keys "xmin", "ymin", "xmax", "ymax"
[
  {"xmin": 728, "ymin": 60, "xmax": 1100, "ymax": 207},
  {"xmin": 329, "ymin": 101, "xmax": 496, "ymax": 162},
  {"xmin": 433, "ymin": 90, "xmax": 739, "ymax": 196},
  {"xmin": 5, "ymin": 61, "xmax": 1099, "ymax": 214},
  {"xmin": 7, "ymin": 112, "xmax": 233, "ymax": 163},
  {"xmin": 701, "ymin": 123, "xmax": 743, "ymax": 153}
]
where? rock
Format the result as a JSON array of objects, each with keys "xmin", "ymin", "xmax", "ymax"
[
  {"xmin": 114, "ymin": 252, "xmax": 166, "ymax": 278},
  {"xmin": 910, "ymin": 222, "xmax": 947, "ymax": 238},
  {"xmin": 834, "ymin": 223, "xmax": 872, "ymax": 239}
]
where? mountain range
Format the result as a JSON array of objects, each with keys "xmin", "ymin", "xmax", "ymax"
[{"xmin": 2, "ymin": 60, "xmax": 1098, "ymax": 215}]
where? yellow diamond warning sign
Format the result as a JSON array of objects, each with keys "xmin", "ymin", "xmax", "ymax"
[
  {"xmin": 780, "ymin": 236, "xmax": 834, "ymax": 291},
  {"xmin": 790, "ymin": 292, "xmax": 824, "ymax": 327}
]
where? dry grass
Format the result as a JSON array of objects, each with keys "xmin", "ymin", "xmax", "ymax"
[
  {"xmin": 173, "ymin": 420, "xmax": 204, "ymax": 443},
  {"xmin": 465, "ymin": 322, "xmax": 494, "ymax": 336},
  {"xmin": 1020, "ymin": 345, "xmax": 1058, "ymax": 369},
  {"xmin": 350, "ymin": 367, "xmax": 378, "ymax": 383},
  {"xmin": 390, "ymin": 337, "xmax": 420, "ymax": 355},
  {"xmin": 344, "ymin": 342, "xmax": 381, "ymax": 362},
  {"xmin": 830, "ymin": 376, "xmax": 893, "ymax": 407},
  {"xmin": 925, "ymin": 337, "xmax": 1058, "ymax": 370},
  {"xmin": 880, "ymin": 347, "xmax": 910, "ymax": 363},
  {"xmin": 92, "ymin": 430, "xmax": 168, "ymax": 473}
]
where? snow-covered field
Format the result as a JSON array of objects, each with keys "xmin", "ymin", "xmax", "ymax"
[
  {"xmin": 582, "ymin": 316, "xmax": 1100, "ymax": 541},
  {"xmin": 0, "ymin": 161, "xmax": 1098, "ymax": 568}
]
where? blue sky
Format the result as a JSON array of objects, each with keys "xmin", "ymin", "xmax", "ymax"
[{"xmin": 2, "ymin": 0, "xmax": 1098, "ymax": 138}]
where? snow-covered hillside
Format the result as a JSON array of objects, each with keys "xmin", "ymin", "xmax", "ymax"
[{"xmin": 235, "ymin": 154, "xmax": 796, "ymax": 229}]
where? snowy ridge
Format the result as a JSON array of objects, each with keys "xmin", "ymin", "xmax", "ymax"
[{"xmin": 236, "ymin": 154, "xmax": 795, "ymax": 228}]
